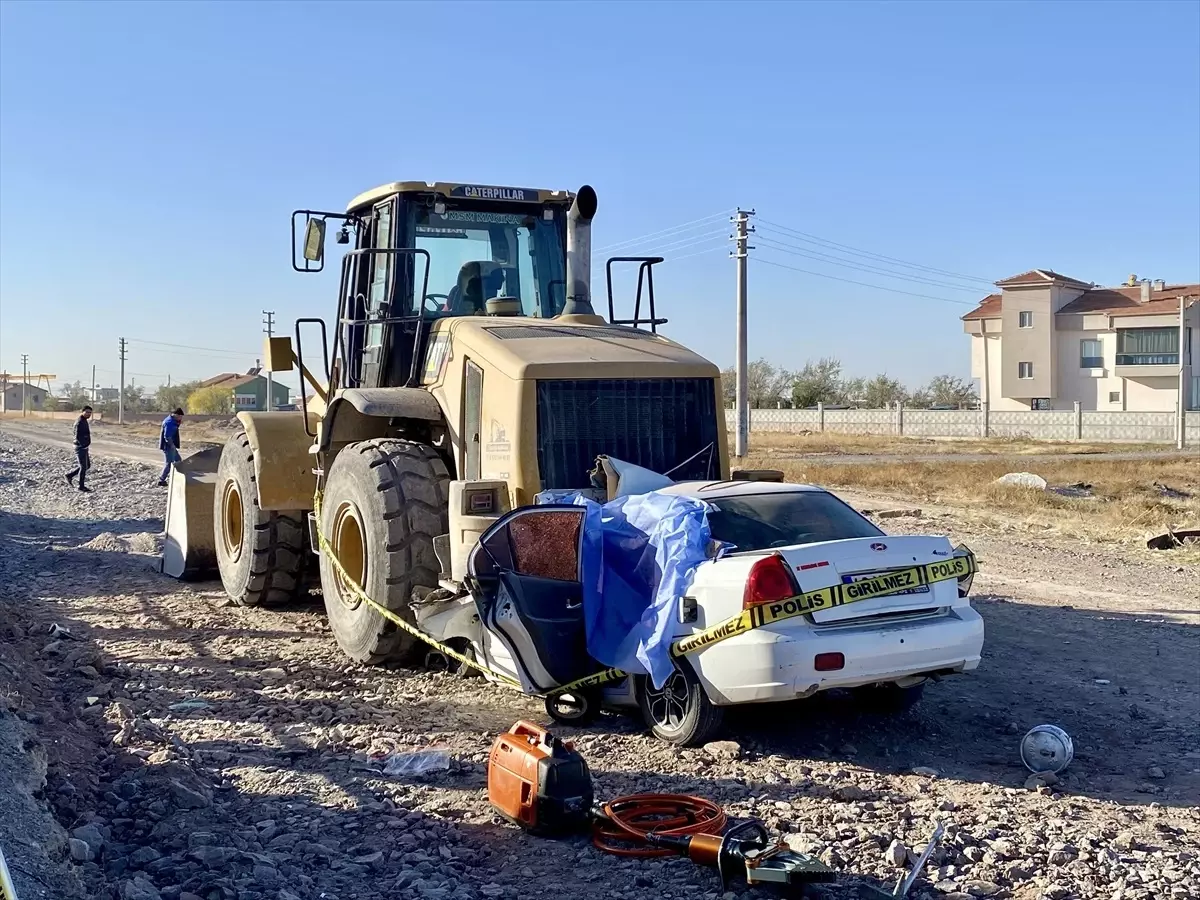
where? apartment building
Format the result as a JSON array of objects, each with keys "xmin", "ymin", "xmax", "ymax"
[{"xmin": 963, "ymin": 270, "xmax": 1199, "ymax": 412}]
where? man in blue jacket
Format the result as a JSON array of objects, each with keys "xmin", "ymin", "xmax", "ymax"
[{"xmin": 158, "ymin": 408, "xmax": 184, "ymax": 486}]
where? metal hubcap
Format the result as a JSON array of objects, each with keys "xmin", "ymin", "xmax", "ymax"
[
  {"xmin": 220, "ymin": 481, "xmax": 244, "ymax": 561},
  {"xmin": 331, "ymin": 501, "xmax": 366, "ymax": 610},
  {"xmin": 645, "ymin": 671, "xmax": 690, "ymax": 730}
]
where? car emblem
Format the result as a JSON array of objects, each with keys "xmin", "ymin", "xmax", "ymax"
[{"xmin": 870, "ymin": 542, "xmax": 887, "ymax": 552}]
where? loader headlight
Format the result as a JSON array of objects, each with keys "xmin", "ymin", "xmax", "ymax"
[{"xmin": 953, "ymin": 543, "xmax": 975, "ymax": 597}]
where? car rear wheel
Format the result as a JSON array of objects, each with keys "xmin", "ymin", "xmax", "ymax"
[{"xmin": 637, "ymin": 665, "xmax": 724, "ymax": 746}]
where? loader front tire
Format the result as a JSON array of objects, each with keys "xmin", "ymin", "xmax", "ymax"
[
  {"xmin": 214, "ymin": 432, "xmax": 307, "ymax": 607},
  {"xmin": 318, "ymin": 439, "xmax": 450, "ymax": 665}
]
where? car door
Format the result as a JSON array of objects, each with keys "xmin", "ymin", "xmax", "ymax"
[{"xmin": 467, "ymin": 506, "xmax": 595, "ymax": 694}]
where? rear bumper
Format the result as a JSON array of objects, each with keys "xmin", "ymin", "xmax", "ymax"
[{"xmin": 690, "ymin": 606, "xmax": 985, "ymax": 706}]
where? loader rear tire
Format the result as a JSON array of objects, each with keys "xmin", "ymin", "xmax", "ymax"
[
  {"xmin": 317, "ymin": 439, "xmax": 450, "ymax": 665},
  {"xmin": 214, "ymin": 431, "xmax": 307, "ymax": 607}
]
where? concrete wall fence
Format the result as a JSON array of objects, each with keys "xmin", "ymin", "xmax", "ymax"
[
  {"xmin": 0, "ymin": 411, "xmax": 235, "ymax": 425},
  {"xmin": 726, "ymin": 404, "xmax": 1200, "ymax": 446}
]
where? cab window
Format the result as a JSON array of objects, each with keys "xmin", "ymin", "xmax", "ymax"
[{"xmin": 407, "ymin": 206, "xmax": 564, "ymax": 319}]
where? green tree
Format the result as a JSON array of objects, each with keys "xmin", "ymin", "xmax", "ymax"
[
  {"xmin": 186, "ymin": 385, "xmax": 234, "ymax": 414},
  {"xmin": 791, "ymin": 357, "xmax": 844, "ymax": 408},
  {"xmin": 861, "ymin": 373, "xmax": 907, "ymax": 408},
  {"xmin": 156, "ymin": 380, "xmax": 200, "ymax": 412},
  {"xmin": 57, "ymin": 381, "xmax": 91, "ymax": 409},
  {"xmin": 721, "ymin": 359, "xmax": 795, "ymax": 407},
  {"xmin": 921, "ymin": 374, "xmax": 978, "ymax": 408}
]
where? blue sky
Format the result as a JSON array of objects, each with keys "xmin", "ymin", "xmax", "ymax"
[{"xmin": 2, "ymin": 0, "xmax": 1198, "ymax": 396}]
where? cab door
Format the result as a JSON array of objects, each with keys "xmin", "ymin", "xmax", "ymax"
[
  {"xmin": 359, "ymin": 198, "xmax": 394, "ymax": 388},
  {"xmin": 467, "ymin": 506, "xmax": 595, "ymax": 693}
]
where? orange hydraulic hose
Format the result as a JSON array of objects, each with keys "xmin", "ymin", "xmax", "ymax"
[{"xmin": 592, "ymin": 793, "xmax": 728, "ymax": 858}]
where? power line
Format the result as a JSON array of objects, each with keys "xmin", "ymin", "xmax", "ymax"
[
  {"xmin": 658, "ymin": 241, "xmax": 730, "ymax": 264},
  {"xmin": 755, "ymin": 235, "xmax": 986, "ymax": 293},
  {"xmin": 756, "ymin": 217, "xmax": 994, "ymax": 286},
  {"xmin": 633, "ymin": 229, "xmax": 730, "ymax": 255},
  {"xmin": 753, "ymin": 256, "xmax": 976, "ymax": 306},
  {"xmin": 126, "ymin": 338, "xmax": 258, "ymax": 359},
  {"xmin": 595, "ymin": 210, "xmax": 733, "ymax": 254}
]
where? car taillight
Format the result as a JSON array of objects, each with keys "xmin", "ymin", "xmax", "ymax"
[
  {"xmin": 814, "ymin": 652, "xmax": 845, "ymax": 672},
  {"xmin": 743, "ymin": 554, "xmax": 799, "ymax": 609}
]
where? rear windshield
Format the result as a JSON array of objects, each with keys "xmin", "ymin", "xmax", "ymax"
[{"xmin": 705, "ymin": 491, "xmax": 882, "ymax": 552}]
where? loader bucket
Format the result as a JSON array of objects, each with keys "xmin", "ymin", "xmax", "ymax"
[{"xmin": 160, "ymin": 445, "xmax": 223, "ymax": 580}]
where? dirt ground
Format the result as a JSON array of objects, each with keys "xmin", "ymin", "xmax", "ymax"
[{"xmin": 0, "ymin": 423, "xmax": 1197, "ymax": 900}]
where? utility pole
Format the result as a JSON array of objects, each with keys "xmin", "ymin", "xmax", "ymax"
[
  {"xmin": 20, "ymin": 354, "xmax": 29, "ymax": 417},
  {"xmin": 91, "ymin": 365, "xmax": 97, "ymax": 404},
  {"xmin": 1178, "ymin": 295, "xmax": 1195, "ymax": 450},
  {"xmin": 730, "ymin": 209, "xmax": 755, "ymax": 459},
  {"xmin": 118, "ymin": 337, "xmax": 128, "ymax": 424},
  {"xmin": 262, "ymin": 310, "xmax": 275, "ymax": 411}
]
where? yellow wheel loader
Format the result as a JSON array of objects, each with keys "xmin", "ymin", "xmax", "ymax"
[{"xmin": 162, "ymin": 180, "xmax": 730, "ymax": 667}]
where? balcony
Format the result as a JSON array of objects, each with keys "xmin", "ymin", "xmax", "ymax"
[{"xmin": 1115, "ymin": 353, "xmax": 1179, "ymax": 366}]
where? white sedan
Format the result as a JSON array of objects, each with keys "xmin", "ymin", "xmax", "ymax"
[{"xmin": 467, "ymin": 480, "xmax": 984, "ymax": 746}]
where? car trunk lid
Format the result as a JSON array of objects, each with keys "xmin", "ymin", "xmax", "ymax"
[{"xmin": 778, "ymin": 535, "xmax": 955, "ymax": 625}]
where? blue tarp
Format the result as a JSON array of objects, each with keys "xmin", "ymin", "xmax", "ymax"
[{"xmin": 537, "ymin": 489, "xmax": 711, "ymax": 690}]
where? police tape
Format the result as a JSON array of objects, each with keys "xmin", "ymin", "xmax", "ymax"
[
  {"xmin": 547, "ymin": 551, "xmax": 979, "ymax": 696},
  {"xmin": 0, "ymin": 839, "xmax": 18, "ymax": 900},
  {"xmin": 312, "ymin": 492, "xmax": 522, "ymax": 689},
  {"xmin": 311, "ymin": 490, "xmax": 977, "ymax": 702}
]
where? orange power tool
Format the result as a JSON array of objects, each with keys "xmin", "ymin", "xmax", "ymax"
[{"xmin": 487, "ymin": 721, "xmax": 594, "ymax": 837}]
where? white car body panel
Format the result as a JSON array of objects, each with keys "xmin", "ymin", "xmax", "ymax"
[{"xmin": 604, "ymin": 480, "xmax": 985, "ymax": 708}]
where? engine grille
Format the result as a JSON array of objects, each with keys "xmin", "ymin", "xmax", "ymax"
[{"xmin": 536, "ymin": 378, "xmax": 719, "ymax": 490}]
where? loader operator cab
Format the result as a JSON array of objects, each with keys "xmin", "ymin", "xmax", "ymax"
[{"xmin": 294, "ymin": 183, "xmax": 574, "ymax": 393}]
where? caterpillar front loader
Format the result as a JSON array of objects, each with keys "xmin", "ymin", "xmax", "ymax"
[{"xmin": 163, "ymin": 180, "xmax": 729, "ymax": 667}]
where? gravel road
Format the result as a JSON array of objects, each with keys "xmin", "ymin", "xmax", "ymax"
[{"xmin": 1, "ymin": 429, "xmax": 1197, "ymax": 900}]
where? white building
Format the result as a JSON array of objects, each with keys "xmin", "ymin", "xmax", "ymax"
[{"xmin": 963, "ymin": 270, "xmax": 1199, "ymax": 412}]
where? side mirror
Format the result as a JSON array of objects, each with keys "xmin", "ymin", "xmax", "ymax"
[
  {"xmin": 303, "ymin": 218, "xmax": 326, "ymax": 263},
  {"xmin": 292, "ymin": 210, "xmax": 352, "ymax": 273}
]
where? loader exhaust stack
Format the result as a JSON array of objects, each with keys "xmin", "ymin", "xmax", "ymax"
[{"xmin": 563, "ymin": 185, "xmax": 598, "ymax": 316}]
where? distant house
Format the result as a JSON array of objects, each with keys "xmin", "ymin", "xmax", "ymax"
[
  {"xmin": 963, "ymin": 271, "xmax": 1199, "ymax": 412},
  {"xmin": 0, "ymin": 381, "xmax": 50, "ymax": 412},
  {"xmin": 200, "ymin": 368, "xmax": 291, "ymax": 411}
]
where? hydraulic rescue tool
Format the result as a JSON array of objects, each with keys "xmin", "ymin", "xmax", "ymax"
[
  {"xmin": 488, "ymin": 723, "xmax": 836, "ymax": 896},
  {"xmin": 592, "ymin": 797, "xmax": 834, "ymax": 895}
]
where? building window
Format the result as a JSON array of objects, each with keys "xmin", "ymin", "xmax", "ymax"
[
  {"xmin": 1018, "ymin": 361, "xmax": 1033, "ymax": 379},
  {"xmin": 1018, "ymin": 311, "xmax": 1033, "ymax": 328},
  {"xmin": 1109, "ymin": 391, "xmax": 1121, "ymax": 403},
  {"xmin": 1080, "ymin": 339, "xmax": 1103, "ymax": 368},
  {"xmin": 1115, "ymin": 327, "xmax": 1178, "ymax": 366},
  {"xmin": 1031, "ymin": 399, "xmax": 1051, "ymax": 410}
]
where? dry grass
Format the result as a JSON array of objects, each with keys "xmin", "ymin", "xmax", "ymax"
[
  {"xmin": 94, "ymin": 419, "xmax": 238, "ymax": 444},
  {"xmin": 746, "ymin": 430, "xmax": 1173, "ymax": 457},
  {"xmin": 752, "ymin": 453, "xmax": 1200, "ymax": 542}
]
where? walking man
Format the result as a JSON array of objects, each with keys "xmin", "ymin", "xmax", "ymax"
[
  {"xmin": 65, "ymin": 405, "xmax": 93, "ymax": 492},
  {"xmin": 158, "ymin": 407, "xmax": 184, "ymax": 486}
]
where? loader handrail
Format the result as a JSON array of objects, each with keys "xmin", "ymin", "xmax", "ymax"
[
  {"xmin": 334, "ymin": 247, "xmax": 432, "ymax": 390},
  {"xmin": 294, "ymin": 317, "xmax": 330, "ymax": 437},
  {"xmin": 605, "ymin": 256, "xmax": 667, "ymax": 334}
]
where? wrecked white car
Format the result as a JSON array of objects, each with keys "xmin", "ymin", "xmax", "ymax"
[{"xmin": 421, "ymin": 470, "xmax": 983, "ymax": 747}]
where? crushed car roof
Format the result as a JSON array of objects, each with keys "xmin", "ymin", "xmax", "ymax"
[{"xmin": 659, "ymin": 480, "xmax": 828, "ymax": 499}]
